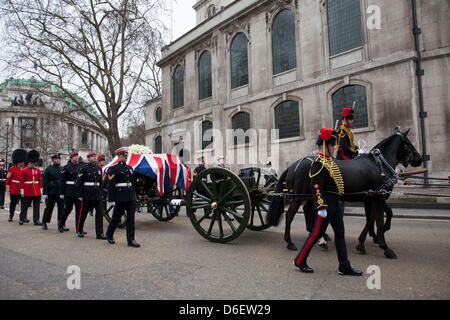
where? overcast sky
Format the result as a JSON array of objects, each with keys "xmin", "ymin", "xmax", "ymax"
[{"xmin": 167, "ymin": 0, "xmax": 197, "ymax": 42}]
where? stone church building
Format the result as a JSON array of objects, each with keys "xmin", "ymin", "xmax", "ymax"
[{"xmin": 145, "ymin": 0, "xmax": 449, "ymax": 177}]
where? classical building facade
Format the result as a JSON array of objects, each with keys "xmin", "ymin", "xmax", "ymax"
[
  {"xmin": 0, "ymin": 78, "xmax": 109, "ymax": 167},
  {"xmin": 145, "ymin": 0, "xmax": 449, "ymax": 176}
]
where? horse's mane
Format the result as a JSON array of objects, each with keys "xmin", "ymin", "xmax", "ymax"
[{"xmin": 371, "ymin": 134, "xmax": 397, "ymax": 152}]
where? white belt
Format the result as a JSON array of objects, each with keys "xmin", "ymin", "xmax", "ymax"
[
  {"xmin": 66, "ymin": 181, "xmax": 75, "ymax": 185},
  {"xmin": 115, "ymin": 182, "xmax": 132, "ymax": 187},
  {"xmin": 84, "ymin": 182, "xmax": 100, "ymax": 187},
  {"xmin": 24, "ymin": 181, "xmax": 39, "ymax": 184},
  {"xmin": 0, "ymin": 179, "xmax": 6, "ymax": 181},
  {"xmin": 12, "ymin": 180, "xmax": 20, "ymax": 183}
]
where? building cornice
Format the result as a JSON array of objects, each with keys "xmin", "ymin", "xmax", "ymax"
[{"xmin": 158, "ymin": 0, "xmax": 269, "ymax": 67}]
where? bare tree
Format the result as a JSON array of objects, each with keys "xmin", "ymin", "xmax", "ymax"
[{"xmin": 1, "ymin": 0, "xmax": 166, "ymax": 156}]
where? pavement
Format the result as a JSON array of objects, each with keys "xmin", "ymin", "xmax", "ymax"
[{"xmin": 0, "ymin": 204, "xmax": 449, "ymax": 300}]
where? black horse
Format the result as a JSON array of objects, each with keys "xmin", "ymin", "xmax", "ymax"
[{"xmin": 267, "ymin": 128, "xmax": 422, "ymax": 259}]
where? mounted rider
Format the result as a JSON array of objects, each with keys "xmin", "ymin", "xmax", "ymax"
[
  {"xmin": 336, "ymin": 108, "xmax": 361, "ymax": 160},
  {"xmin": 294, "ymin": 127, "xmax": 363, "ymax": 276}
]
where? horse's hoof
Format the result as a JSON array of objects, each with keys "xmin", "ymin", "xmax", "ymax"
[
  {"xmin": 384, "ymin": 249, "xmax": 397, "ymax": 259},
  {"xmin": 287, "ymin": 243, "xmax": 298, "ymax": 251},
  {"xmin": 319, "ymin": 243, "xmax": 328, "ymax": 251},
  {"xmin": 356, "ymin": 244, "xmax": 366, "ymax": 255},
  {"xmin": 372, "ymin": 237, "xmax": 379, "ymax": 244}
]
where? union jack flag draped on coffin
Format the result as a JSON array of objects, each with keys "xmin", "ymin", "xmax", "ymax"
[{"xmin": 102, "ymin": 154, "xmax": 190, "ymax": 196}]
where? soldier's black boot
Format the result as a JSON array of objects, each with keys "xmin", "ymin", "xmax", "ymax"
[
  {"xmin": 338, "ymin": 266, "xmax": 363, "ymax": 276},
  {"xmin": 8, "ymin": 215, "xmax": 12, "ymax": 222},
  {"xmin": 128, "ymin": 240, "xmax": 140, "ymax": 248},
  {"xmin": 297, "ymin": 260, "xmax": 314, "ymax": 273},
  {"xmin": 96, "ymin": 234, "xmax": 107, "ymax": 240},
  {"xmin": 77, "ymin": 231, "xmax": 84, "ymax": 238},
  {"xmin": 107, "ymin": 238, "xmax": 115, "ymax": 244},
  {"xmin": 42, "ymin": 222, "xmax": 48, "ymax": 230}
]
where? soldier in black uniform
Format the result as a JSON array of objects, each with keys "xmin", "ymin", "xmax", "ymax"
[
  {"xmin": 193, "ymin": 156, "xmax": 212, "ymax": 218},
  {"xmin": 336, "ymin": 108, "xmax": 361, "ymax": 160},
  {"xmin": 58, "ymin": 152, "xmax": 81, "ymax": 233},
  {"xmin": 0, "ymin": 159, "xmax": 6, "ymax": 209},
  {"xmin": 293, "ymin": 128, "xmax": 363, "ymax": 276},
  {"xmin": 105, "ymin": 147, "xmax": 140, "ymax": 247},
  {"xmin": 42, "ymin": 154, "xmax": 64, "ymax": 230},
  {"xmin": 75, "ymin": 152, "xmax": 106, "ymax": 239}
]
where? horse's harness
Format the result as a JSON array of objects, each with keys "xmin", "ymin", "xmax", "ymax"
[{"xmin": 273, "ymin": 133, "xmax": 406, "ymax": 199}]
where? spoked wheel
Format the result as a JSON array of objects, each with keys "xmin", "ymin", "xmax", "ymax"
[
  {"xmin": 102, "ymin": 201, "xmax": 127, "ymax": 228},
  {"xmin": 147, "ymin": 187, "xmax": 182, "ymax": 222},
  {"xmin": 247, "ymin": 189, "xmax": 272, "ymax": 231},
  {"xmin": 186, "ymin": 167, "xmax": 251, "ymax": 243}
]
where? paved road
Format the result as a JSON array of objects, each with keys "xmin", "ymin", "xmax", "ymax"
[{"xmin": 0, "ymin": 206, "xmax": 449, "ymax": 300}]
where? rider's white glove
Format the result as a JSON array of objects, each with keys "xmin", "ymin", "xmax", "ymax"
[
  {"xmin": 78, "ymin": 197, "xmax": 83, "ymax": 201},
  {"xmin": 108, "ymin": 202, "xmax": 116, "ymax": 207},
  {"xmin": 318, "ymin": 209, "xmax": 327, "ymax": 218},
  {"xmin": 42, "ymin": 195, "xmax": 48, "ymax": 200},
  {"xmin": 59, "ymin": 195, "xmax": 64, "ymax": 199}
]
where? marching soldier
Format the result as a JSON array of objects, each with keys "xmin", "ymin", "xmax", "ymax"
[
  {"xmin": 0, "ymin": 158, "xmax": 6, "ymax": 209},
  {"xmin": 336, "ymin": 108, "xmax": 361, "ymax": 160},
  {"xmin": 97, "ymin": 155, "xmax": 106, "ymax": 168},
  {"xmin": 6, "ymin": 149, "xmax": 27, "ymax": 222},
  {"xmin": 294, "ymin": 128, "xmax": 362, "ymax": 276},
  {"xmin": 41, "ymin": 154, "xmax": 64, "ymax": 230},
  {"xmin": 19, "ymin": 150, "xmax": 42, "ymax": 226},
  {"xmin": 58, "ymin": 152, "xmax": 82, "ymax": 233},
  {"xmin": 75, "ymin": 152, "xmax": 106, "ymax": 239},
  {"xmin": 105, "ymin": 147, "xmax": 140, "ymax": 247}
]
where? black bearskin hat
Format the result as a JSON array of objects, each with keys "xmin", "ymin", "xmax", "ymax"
[
  {"xmin": 26, "ymin": 150, "xmax": 40, "ymax": 163},
  {"xmin": 12, "ymin": 149, "xmax": 28, "ymax": 164}
]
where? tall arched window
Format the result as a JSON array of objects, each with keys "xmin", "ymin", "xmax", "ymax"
[
  {"xmin": 230, "ymin": 32, "xmax": 249, "ymax": 89},
  {"xmin": 332, "ymin": 85, "xmax": 368, "ymax": 129},
  {"xmin": 173, "ymin": 65, "xmax": 184, "ymax": 108},
  {"xmin": 272, "ymin": 9, "xmax": 297, "ymax": 75},
  {"xmin": 327, "ymin": 0, "xmax": 363, "ymax": 56},
  {"xmin": 198, "ymin": 51, "xmax": 212, "ymax": 100},
  {"xmin": 231, "ymin": 112, "xmax": 250, "ymax": 145},
  {"xmin": 201, "ymin": 120, "xmax": 213, "ymax": 150},
  {"xmin": 154, "ymin": 135, "xmax": 162, "ymax": 154},
  {"xmin": 274, "ymin": 100, "xmax": 300, "ymax": 139}
]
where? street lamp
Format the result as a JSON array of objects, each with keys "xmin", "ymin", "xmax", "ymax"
[{"xmin": 5, "ymin": 122, "xmax": 10, "ymax": 170}]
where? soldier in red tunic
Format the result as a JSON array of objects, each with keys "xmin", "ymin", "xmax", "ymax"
[
  {"xmin": 6, "ymin": 149, "xmax": 27, "ymax": 222},
  {"xmin": 19, "ymin": 150, "xmax": 42, "ymax": 225}
]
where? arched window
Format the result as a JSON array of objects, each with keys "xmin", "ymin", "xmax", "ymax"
[
  {"xmin": 155, "ymin": 106, "xmax": 162, "ymax": 123},
  {"xmin": 327, "ymin": 0, "xmax": 363, "ymax": 56},
  {"xmin": 173, "ymin": 65, "xmax": 184, "ymax": 109},
  {"xmin": 274, "ymin": 100, "xmax": 300, "ymax": 139},
  {"xmin": 154, "ymin": 135, "xmax": 162, "ymax": 154},
  {"xmin": 332, "ymin": 85, "xmax": 368, "ymax": 129},
  {"xmin": 230, "ymin": 32, "xmax": 249, "ymax": 89},
  {"xmin": 201, "ymin": 120, "xmax": 213, "ymax": 150},
  {"xmin": 198, "ymin": 51, "xmax": 212, "ymax": 100},
  {"xmin": 207, "ymin": 5, "xmax": 216, "ymax": 19},
  {"xmin": 231, "ymin": 112, "xmax": 250, "ymax": 145},
  {"xmin": 272, "ymin": 9, "xmax": 297, "ymax": 75}
]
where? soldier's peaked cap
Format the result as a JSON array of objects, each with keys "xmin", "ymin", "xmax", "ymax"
[{"xmin": 115, "ymin": 147, "xmax": 128, "ymax": 156}]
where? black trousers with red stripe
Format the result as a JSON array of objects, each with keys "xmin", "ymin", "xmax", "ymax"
[
  {"xmin": 77, "ymin": 199, "xmax": 104, "ymax": 236},
  {"xmin": 294, "ymin": 193, "xmax": 350, "ymax": 269}
]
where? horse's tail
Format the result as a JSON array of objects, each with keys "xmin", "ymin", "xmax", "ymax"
[{"xmin": 267, "ymin": 168, "xmax": 288, "ymax": 227}]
